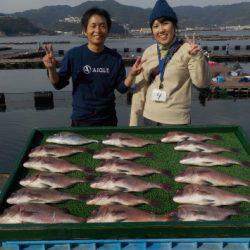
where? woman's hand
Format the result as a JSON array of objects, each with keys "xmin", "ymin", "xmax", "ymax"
[
  {"xmin": 43, "ymin": 44, "xmax": 57, "ymax": 69},
  {"xmin": 185, "ymin": 33, "xmax": 200, "ymax": 56},
  {"xmin": 130, "ymin": 57, "xmax": 147, "ymax": 77}
]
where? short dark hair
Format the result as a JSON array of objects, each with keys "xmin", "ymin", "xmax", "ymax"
[
  {"xmin": 81, "ymin": 7, "xmax": 112, "ymax": 32},
  {"xmin": 150, "ymin": 17, "xmax": 178, "ymax": 30}
]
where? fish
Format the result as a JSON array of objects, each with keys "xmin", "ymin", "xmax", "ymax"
[
  {"xmin": 7, "ymin": 188, "xmax": 85, "ymax": 204},
  {"xmin": 96, "ymin": 159, "xmax": 171, "ymax": 177},
  {"xmin": 161, "ymin": 131, "xmax": 220, "ymax": 143},
  {"xmin": 174, "ymin": 141, "xmax": 238, "ymax": 154},
  {"xmin": 0, "ymin": 204, "xmax": 85, "ymax": 224},
  {"xmin": 86, "ymin": 191, "xmax": 158, "ymax": 207},
  {"xmin": 102, "ymin": 132, "xmax": 158, "ymax": 148},
  {"xmin": 169, "ymin": 205, "xmax": 237, "ymax": 221},
  {"xmin": 87, "ymin": 205, "xmax": 172, "ymax": 223},
  {"xmin": 90, "ymin": 174, "xmax": 170, "ymax": 193},
  {"xmin": 20, "ymin": 172, "xmax": 86, "ymax": 189},
  {"xmin": 93, "ymin": 147, "xmax": 152, "ymax": 160},
  {"xmin": 173, "ymin": 184, "xmax": 250, "ymax": 206},
  {"xmin": 175, "ymin": 167, "xmax": 250, "ymax": 187},
  {"xmin": 180, "ymin": 152, "xmax": 250, "ymax": 167},
  {"xmin": 46, "ymin": 132, "xmax": 98, "ymax": 145},
  {"xmin": 29, "ymin": 144, "xmax": 92, "ymax": 158},
  {"xmin": 23, "ymin": 156, "xmax": 92, "ymax": 174}
]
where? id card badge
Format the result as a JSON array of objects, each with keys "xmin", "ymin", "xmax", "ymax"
[{"xmin": 151, "ymin": 89, "xmax": 168, "ymax": 102}]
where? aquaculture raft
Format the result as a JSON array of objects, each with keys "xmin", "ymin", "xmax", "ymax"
[{"xmin": 0, "ymin": 125, "xmax": 249, "ymax": 241}]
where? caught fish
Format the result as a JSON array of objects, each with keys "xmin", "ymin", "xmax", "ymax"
[
  {"xmin": 86, "ymin": 191, "xmax": 157, "ymax": 207},
  {"xmin": 175, "ymin": 167, "xmax": 249, "ymax": 187},
  {"xmin": 103, "ymin": 132, "xmax": 158, "ymax": 148},
  {"xmin": 180, "ymin": 152, "xmax": 250, "ymax": 167},
  {"xmin": 93, "ymin": 147, "xmax": 152, "ymax": 160},
  {"xmin": 7, "ymin": 188, "xmax": 84, "ymax": 204},
  {"xmin": 29, "ymin": 144, "xmax": 91, "ymax": 158},
  {"xmin": 23, "ymin": 157, "xmax": 91, "ymax": 174},
  {"xmin": 20, "ymin": 172, "xmax": 86, "ymax": 189},
  {"xmin": 169, "ymin": 205, "xmax": 237, "ymax": 221},
  {"xmin": 174, "ymin": 141, "xmax": 237, "ymax": 154},
  {"xmin": 46, "ymin": 132, "xmax": 98, "ymax": 145},
  {"xmin": 87, "ymin": 205, "xmax": 172, "ymax": 223},
  {"xmin": 173, "ymin": 184, "xmax": 250, "ymax": 206},
  {"xmin": 161, "ymin": 131, "xmax": 220, "ymax": 143},
  {"xmin": 96, "ymin": 159, "xmax": 171, "ymax": 177},
  {"xmin": 90, "ymin": 174, "xmax": 170, "ymax": 192},
  {"xmin": 0, "ymin": 204, "xmax": 85, "ymax": 224}
]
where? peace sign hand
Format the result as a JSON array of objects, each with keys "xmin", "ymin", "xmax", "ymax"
[
  {"xmin": 130, "ymin": 57, "xmax": 147, "ymax": 77},
  {"xmin": 43, "ymin": 44, "xmax": 57, "ymax": 69},
  {"xmin": 185, "ymin": 32, "xmax": 201, "ymax": 56}
]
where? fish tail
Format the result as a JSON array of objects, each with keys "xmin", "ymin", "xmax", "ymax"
[
  {"xmin": 144, "ymin": 152, "xmax": 154, "ymax": 158},
  {"xmin": 83, "ymin": 175, "xmax": 96, "ymax": 182},
  {"xmin": 80, "ymin": 148, "xmax": 94, "ymax": 154},
  {"xmin": 241, "ymin": 161, "xmax": 250, "ymax": 168},
  {"xmin": 211, "ymin": 134, "xmax": 221, "ymax": 140},
  {"xmin": 83, "ymin": 167, "xmax": 95, "ymax": 175},
  {"xmin": 160, "ymin": 183, "xmax": 171, "ymax": 192},
  {"xmin": 161, "ymin": 169, "xmax": 173, "ymax": 178},
  {"xmin": 149, "ymin": 199, "xmax": 161, "ymax": 208},
  {"xmin": 76, "ymin": 194, "xmax": 89, "ymax": 202}
]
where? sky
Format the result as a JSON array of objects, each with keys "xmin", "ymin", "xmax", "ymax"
[{"xmin": 0, "ymin": 0, "xmax": 249, "ymax": 13}]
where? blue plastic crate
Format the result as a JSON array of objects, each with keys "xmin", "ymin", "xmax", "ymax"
[{"xmin": 1, "ymin": 238, "xmax": 249, "ymax": 250}]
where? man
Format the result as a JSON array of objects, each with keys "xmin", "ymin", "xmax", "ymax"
[{"xmin": 43, "ymin": 8, "xmax": 144, "ymax": 127}]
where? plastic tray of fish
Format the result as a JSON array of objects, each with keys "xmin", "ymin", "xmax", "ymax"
[{"xmin": 0, "ymin": 125, "xmax": 249, "ymax": 241}]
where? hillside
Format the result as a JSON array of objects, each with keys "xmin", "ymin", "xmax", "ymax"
[{"xmin": 4, "ymin": 0, "xmax": 250, "ymax": 35}]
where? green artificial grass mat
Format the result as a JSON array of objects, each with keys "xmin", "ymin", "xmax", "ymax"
[{"xmin": 15, "ymin": 128, "xmax": 248, "ymax": 223}]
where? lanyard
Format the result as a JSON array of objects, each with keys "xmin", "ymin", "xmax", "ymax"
[{"xmin": 157, "ymin": 39, "xmax": 180, "ymax": 89}]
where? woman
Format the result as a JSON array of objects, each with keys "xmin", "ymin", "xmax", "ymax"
[
  {"xmin": 130, "ymin": 0, "xmax": 210, "ymax": 126},
  {"xmin": 43, "ymin": 7, "xmax": 144, "ymax": 127}
]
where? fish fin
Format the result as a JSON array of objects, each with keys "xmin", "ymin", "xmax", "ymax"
[
  {"xmin": 144, "ymin": 152, "xmax": 154, "ymax": 158},
  {"xmin": 160, "ymin": 184, "xmax": 171, "ymax": 192},
  {"xmin": 118, "ymin": 169, "xmax": 130, "ymax": 174},
  {"xmin": 198, "ymin": 190, "xmax": 213, "ymax": 195},
  {"xmin": 201, "ymin": 180, "xmax": 214, "ymax": 186},
  {"xmin": 161, "ymin": 170, "xmax": 173, "ymax": 178},
  {"xmin": 21, "ymin": 211, "xmax": 38, "ymax": 217},
  {"xmin": 47, "ymin": 153, "xmax": 56, "ymax": 157},
  {"xmin": 211, "ymin": 134, "xmax": 221, "ymax": 140},
  {"xmin": 118, "ymin": 187, "xmax": 129, "ymax": 192},
  {"xmin": 241, "ymin": 161, "xmax": 250, "ymax": 168},
  {"xmin": 193, "ymin": 210, "xmax": 207, "ymax": 216},
  {"xmin": 202, "ymin": 199, "xmax": 215, "ymax": 206},
  {"xmin": 111, "ymin": 210, "xmax": 126, "ymax": 216}
]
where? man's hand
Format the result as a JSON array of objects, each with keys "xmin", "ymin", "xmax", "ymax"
[
  {"xmin": 130, "ymin": 57, "xmax": 147, "ymax": 77},
  {"xmin": 43, "ymin": 44, "xmax": 57, "ymax": 69},
  {"xmin": 185, "ymin": 33, "xmax": 200, "ymax": 56}
]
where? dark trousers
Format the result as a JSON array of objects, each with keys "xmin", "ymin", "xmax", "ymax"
[{"xmin": 71, "ymin": 117, "xmax": 117, "ymax": 127}]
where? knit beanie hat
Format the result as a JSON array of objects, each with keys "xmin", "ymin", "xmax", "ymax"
[{"xmin": 149, "ymin": 0, "xmax": 178, "ymax": 27}]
